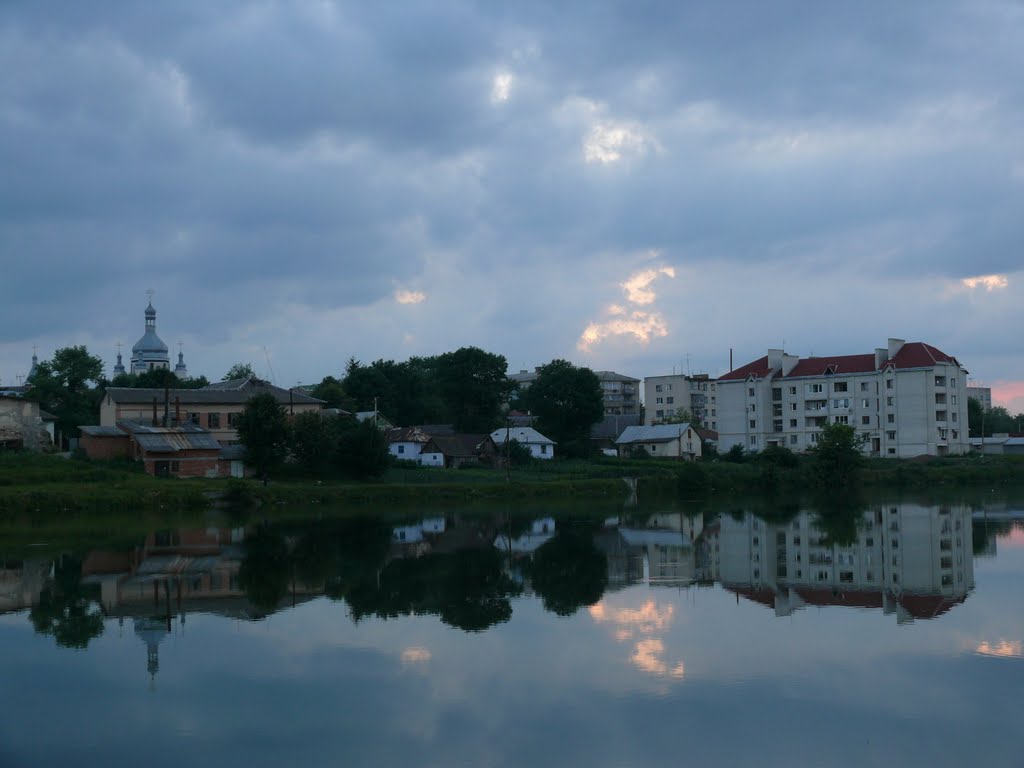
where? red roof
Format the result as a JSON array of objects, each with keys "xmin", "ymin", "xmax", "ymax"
[
  {"xmin": 723, "ymin": 584, "xmax": 777, "ymax": 608},
  {"xmin": 784, "ymin": 354, "xmax": 877, "ymax": 379},
  {"xmin": 718, "ymin": 355, "xmax": 771, "ymax": 381},
  {"xmin": 898, "ymin": 593, "xmax": 965, "ymax": 620},
  {"xmin": 794, "ymin": 587, "xmax": 884, "ymax": 609},
  {"xmin": 885, "ymin": 342, "xmax": 960, "ymax": 370}
]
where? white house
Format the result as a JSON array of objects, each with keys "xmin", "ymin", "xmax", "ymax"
[
  {"xmin": 387, "ymin": 427, "xmax": 431, "ymax": 462},
  {"xmin": 715, "ymin": 339, "xmax": 970, "ymax": 458},
  {"xmin": 489, "ymin": 426, "xmax": 556, "ymax": 460},
  {"xmin": 615, "ymin": 423, "xmax": 702, "ymax": 460}
]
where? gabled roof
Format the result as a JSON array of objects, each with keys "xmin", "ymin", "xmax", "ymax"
[
  {"xmin": 423, "ymin": 434, "xmax": 485, "ymax": 458},
  {"xmin": 784, "ymin": 354, "xmax": 877, "ymax": 378},
  {"xmin": 105, "ymin": 378, "xmax": 323, "ymax": 406},
  {"xmin": 717, "ymin": 356, "xmax": 771, "ymax": 382},
  {"xmin": 118, "ymin": 421, "xmax": 221, "ymax": 452},
  {"xmin": 489, "ymin": 426, "xmax": 556, "ymax": 445},
  {"xmin": 615, "ymin": 423, "xmax": 695, "ymax": 445},
  {"xmin": 885, "ymin": 342, "xmax": 961, "ymax": 370}
]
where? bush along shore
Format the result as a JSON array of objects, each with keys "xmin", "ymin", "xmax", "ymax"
[{"xmin": 2, "ymin": 448, "xmax": 1023, "ymax": 517}]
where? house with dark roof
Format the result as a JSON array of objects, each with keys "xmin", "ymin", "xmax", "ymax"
[
  {"xmin": 81, "ymin": 422, "xmax": 233, "ymax": 478},
  {"xmin": 716, "ymin": 339, "xmax": 970, "ymax": 458},
  {"xmin": 99, "ymin": 377, "xmax": 323, "ymax": 445}
]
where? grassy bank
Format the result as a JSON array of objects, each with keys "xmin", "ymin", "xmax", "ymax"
[{"xmin": 3, "ymin": 450, "xmax": 1022, "ymax": 518}]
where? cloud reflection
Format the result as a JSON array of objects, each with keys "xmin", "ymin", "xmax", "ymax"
[{"xmin": 975, "ymin": 640, "xmax": 1022, "ymax": 658}]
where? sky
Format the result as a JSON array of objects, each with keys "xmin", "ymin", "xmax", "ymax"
[{"xmin": 1, "ymin": 1, "xmax": 1022, "ymax": 411}]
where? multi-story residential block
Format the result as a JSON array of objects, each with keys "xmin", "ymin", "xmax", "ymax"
[
  {"xmin": 716, "ymin": 339, "xmax": 969, "ymax": 457},
  {"xmin": 643, "ymin": 373, "xmax": 717, "ymax": 427},
  {"xmin": 966, "ymin": 385, "xmax": 992, "ymax": 411}
]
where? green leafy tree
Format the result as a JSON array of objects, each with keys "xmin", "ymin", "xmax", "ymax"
[
  {"xmin": 723, "ymin": 444, "xmax": 747, "ymax": 463},
  {"xmin": 655, "ymin": 408, "xmax": 693, "ymax": 425},
  {"xmin": 311, "ymin": 375, "xmax": 348, "ymax": 409},
  {"xmin": 523, "ymin": 359, "xmax": 603, "ymax": 458},
  {"xmin": 434, "ymin": 347, "xmax": 513, "ymax": 432},
  {"xmin": 223, "ymin": 362, "xmax": 256, "ymax": 381},
  {"xmin": 811, "ymin": 422, "xmax": 865, "ymax": 487},
  {"xmin": 335, "ymin": 419, "xmax": 390, "ymax": 479},
  {"xmin": 290, "ymin": 410, "xmax": 337, "ymax": 473},
  {"xmin": 236, "ymin": 393, "xmax": 290, "ymax": 478},
  {"xmin": 26, "ymin": 346, "xmax": 106, "ymax": 439},
  {"xmin": 967, "ymin": 397, "xmax": 984, "ymax": 437}
]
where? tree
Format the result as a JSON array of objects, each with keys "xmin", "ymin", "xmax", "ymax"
[
  {"xmin": 522, "ymin": 359, "xmax": 603, "ymax": 458},
  {"xmin": 26, "ymin": 345, "xmax": 106, "ymax": 439},
  {"xmin": 810, "ymin": 422, "xmax": 865, "ymax": 487},
  {"xmin": 434, "ymin": 347, "xmax": 514, "ymax": 432},
  {"xmin": 655, "ymin": 408, "xmax": 693, "ymax": 425},
  {"xmin": 235, "ymin": 393, "xmax": 290, "ymax": 477},
  {"xmin": 239, "ymin": 526, "xmax": 292, "ymax": 612},
  {"xmin": 290, "ymin": 410, "xmax": 337, "ymax": 473},
  {"xmin": 311, "ymin": 376, "xmax": 348, "ymax": 409},
  {"xmin": 968, "ymin": 397, "xmax": 984, "ymax": 438},
  {"xmin": 29, "ymin": 555, "xmax": 104, "ymax": 649},
  {"xmin": 223, "ymin": 362, "xmax": 256, "ymax": 381},
  {"xmin": 335, "ymin": 418, "xmax": 390, "ymax": 479}
]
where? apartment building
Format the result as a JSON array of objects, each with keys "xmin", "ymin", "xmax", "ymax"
[
  {"xmin": 643, "ymin": 373, "xmax": 717, "ymax": 428},
  {"xmin": 716, "ymin": 339, "xmax": 969, "ymax": 458},
  {"xmin": 966, "ymin": 385, "xmax": 992, "ymax": 411}
]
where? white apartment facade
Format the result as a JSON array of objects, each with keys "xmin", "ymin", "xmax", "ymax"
[
  {"xmin": 643, "ymin": 374, "xmax": 717, "ymax": 428},
  {"xmin": 716, "ymin": 339, "xmax": 969, "ymax": 458}
]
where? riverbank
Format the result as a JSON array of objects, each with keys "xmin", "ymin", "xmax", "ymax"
[{"xmin": 2, "ymin": 451, "xmax": 1022, "ymax": 517}]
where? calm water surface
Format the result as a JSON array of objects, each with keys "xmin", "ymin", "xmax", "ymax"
[{"xmin": 1, "ymin": 497, "xmax": 1022, "ymax": 767}]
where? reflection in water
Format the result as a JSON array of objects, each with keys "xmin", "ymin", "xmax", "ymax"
[
  {"xmin": 975, "ymin": 640, "xmax": 1022, "ymax": 658},
  {"xmin": 707, "ymin": 503, "xmax": 976, "ymax": 623}
]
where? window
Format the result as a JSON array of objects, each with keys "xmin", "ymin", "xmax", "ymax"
[
  {"xmin": 650, "ymin": 445, "xmax": 657, "ymax": 452},
  {"xmin": 208, "ymin": 412, "xmax": 221, "ymax": 429},
  {"xmin": 833, "ymin": 398, "xmax": 850, "ymax": 408},
  {"xmin": 711, "ymin": 422, "xmax": 716, "ymax": 429},
  {"xmin": 668, "ymin": 384, "xmax": 673, "ymax": 391},
  {"xmin": 748, "ymin": 387, "xmax": 755, "ymax": 397},
  {"xmin": 810, "ymin": 433, "xmax": 820, "ymax": 444},
  {"xmin": 397, "ymin": 445, "xmax": 405, "ymax": 454},
  {"xmin": 935, "ymin": 376, "xmax": 946, "ymax": 387},
  {"xmin": 790, "ymin": 402, "xmax": 797, "ymax": 411},
  {"xmin": 666, "ymin": 397, "xmax": 674, "ymax": 404},
  {"xmin": 772, "ymin": 387, "xmax": 782, "ymax": 400},
  {"xmin": 861, "ymin": 398, "xmax": 871, "ymax": 408},
  {"xmin": 951, "ymin": 412, "xmax": 957, "ymax": 422},
  {"xmin": 809, "ymin": 383, "xmax": 823, "ymax": 394},
  {"xmin": 789, "ymin": 386, "xmax": 796, "ymax": 395},
  {"xmin": 540, "ymin": 444, "xmax": 548, "ymax": 454},
  {"xmin": 886, "ymin": 379, "xmax": 893, "ymax": 389},
  {"xmin": 790, "ymin": 434, "xmax": 798, "ymax": 445},
  {"xmin": 887, "ymin": 413, "xmax": 895, "ymax": 424},
  {"xmin": 886, "ymin": 396, "xmax": 893, "ymax": 406},
  {"xmin": 790, "ymin": 418, "xmax": 797, "ymax": 428},
  {"xmin": 834, "ymin": 415, "xmax": 849, "ymax": 424},
  {"xmin": 750, "ymin": 404, "xmax": 756, "ymax": 412},
  {"xmin": 888, "ymin": 447, "xmax": 896, "ymax": 455},
  {"xmin": 656, "ymin": 397, "xmax": 663, "ymax": 404},
  {"xmin": 710, "ymin": 396, "xmax": 716, "ymax": 404},
  {"xmin": 936, "ymin": 410, "xmax": 947, "ymax": 422},
  {"xmin": 860, "ymin": 382, "xmax": 869, "ymax": 392},
  {"xmin": 189, "ymin": 412, "xmax": 200, "ymax": 425},
  {"xmin": 887, "ymin": 431, "xmax": 896, "ymax": 440},
  {"xmin": 951, "ymin": 395, "xmax": 957, "ymax": 405},
  {"xmin": 935, "ymin": 393, "xmax": 946, "ymax": 404},
  {"xmin": 862, "ymin": 415, "xmax": 871, "ymax": 425},
  {"xmin": 711, "ymin": 409, "xmax": 716, "ymax": 416},
  {"xmin": 655, "ymin": 384, "xmax": 663, "ymax": 392},
  {"xmin": 773, "ymin": 419, "xmax": 783, "ymax": 432},
  {"xmin": 750, "ymin": 436, "xmax": 757, "ymax": 446},
  {"xmin": 749, "ymin": 419, "xmax": 757, "ymax": 428},
  {"xmin": 228, "ymin": 412, "xmax": 240, "ymax": 427},
  {"xmin": 655, "ymin": 409, "xmax": 664, "ymax": 418},
  {"xmin": 833, "ymin": 381, "xmax": 848, "ymax": 392}
]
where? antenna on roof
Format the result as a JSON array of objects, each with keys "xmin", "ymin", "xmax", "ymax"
[{"xmin": 263, "ymin": 347, "xmax": 276, "ymax": 385}]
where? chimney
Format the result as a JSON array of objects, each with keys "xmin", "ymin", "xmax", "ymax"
[
  {"xmin": 887, "ymin": 338, "xmax": 905, "ymax": 360},
  {"xmin": 767, "ymin": 349, "xmax": 784, "ymax": 372},
  {"xmin": 875, "ymin": 348, "xmax": 888, "ymax": 369},
  {"xmin": 152, "ymin": 398, "xmax": 158, "ymax": 426},
  {"xmin": 175, "ymin": 397, "xmax": 181, "ymax": 426},
  {"xmin": 729, "ymin": 348, "xmax": 733, "ymax": 372}
]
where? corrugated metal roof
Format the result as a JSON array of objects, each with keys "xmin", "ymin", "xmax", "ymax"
[
  {"xmin": 80, "ymin": 425, "xmax": 127, "ymax": 437},
  {"xmin": 616, "ymin": 423, "xmax": 695, "ymax": 444}
]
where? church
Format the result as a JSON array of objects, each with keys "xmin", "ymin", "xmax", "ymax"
[{"xmin": 114, "ymin": 296, "xmax": 188, "ymax": 378}]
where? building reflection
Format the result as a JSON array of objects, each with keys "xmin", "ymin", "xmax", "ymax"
[{"xmin": 707, "ymin": 502, "xmax": 976, "ymax": 623}]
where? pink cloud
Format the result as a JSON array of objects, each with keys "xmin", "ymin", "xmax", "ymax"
[{"xmin": 991, "ymin": 380, "xmax": 1024, "ymax": 414}]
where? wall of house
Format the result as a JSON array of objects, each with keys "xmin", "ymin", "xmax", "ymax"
[
  {"xmin": 0, "ymin": 397, "xmax": 50, "ymax": 450},
  {"xmin": 80, "ymin": 434, "xmax": 130, "ymax": 460},
  {"xmin": 643, "ymin": 375, "xmax": 691, "ymax": 425},
  {"xmin": 389, "ymin": 441, "xmax": 423, "ymax": 459},
  {"xmin": 140, "ymin": 451, "xmax": 228, "ymax": 478}
]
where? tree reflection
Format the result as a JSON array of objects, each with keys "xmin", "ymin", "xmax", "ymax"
[
  {"xmin": 239, "ymin": 526, "xmax": 291, "ymax": 611},
  {"xmin": 529, "ymin": 524, "xmax": 608, "ymax": 617},
  {"xmin": 811, "ymin": 490, "xmax": 867, "ymax": 548},
  {"xmin": 29, "ymin": 555, "xmax": 104, "ymax": 649},
  {"xmin": 347, "ymin": 548, "xmax": 521, "ymax": 632}
]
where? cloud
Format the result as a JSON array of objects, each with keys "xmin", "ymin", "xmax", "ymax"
[
  {"xmin": 490, "ymin": 72, "xmax": 512, "ymax": 104},
  {"xmin": 578, "ymin": 265, "xmax": 675, "ymax": 351},
  {"xmin": 395, "ymin": 290, "xmax": 427, "ymax": 305},
  {"xmin": 960, "ymin": 274, "xmax": 1009, "ymax": 291}
]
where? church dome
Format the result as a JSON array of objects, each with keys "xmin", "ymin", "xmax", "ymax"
[{"xmin": 131, "ymin": 301, "xmax": 170, "ymax": 372}]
